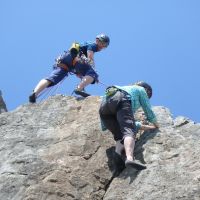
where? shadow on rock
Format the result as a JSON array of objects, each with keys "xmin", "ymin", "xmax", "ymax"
[
  {"xmin": 119, "ymin": 167, "xmax": 140, "ymax": 184},
  {"xmin": 105, "ymin": 129, "xmax": 159, "ymax": 184},
  {"xmin": 106, "ymin": 147, "xmax": 125, "ymax": 178},
  {"xmin": 135, "ymin": 129, "xmax": 159, "ymax": 163},
  {"xmin": 105, "ymin": 147, "xmax": 140, "ymax": 184}
]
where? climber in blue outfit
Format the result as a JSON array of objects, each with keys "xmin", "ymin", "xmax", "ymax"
[{"xmin": 29, "ymin": 34, "xmax": 110, "ymax": 103}]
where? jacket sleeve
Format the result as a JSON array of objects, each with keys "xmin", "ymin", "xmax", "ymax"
[{"xmin": 139, "ymin": 88, "xmax": 157, "ymax": 123}]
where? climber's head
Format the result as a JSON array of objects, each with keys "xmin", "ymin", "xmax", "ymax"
[
  {"xmin": 135, "ymin": 81, "xmax": 153, "ymax": 98},
  {"xmin": 96, "ymin": 34, "xmax": 110, "ymax": 50}
]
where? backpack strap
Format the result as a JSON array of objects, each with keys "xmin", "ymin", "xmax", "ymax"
[{"xmin": 72, "ymin": 57, "xmax": 78, "ymax": 66}]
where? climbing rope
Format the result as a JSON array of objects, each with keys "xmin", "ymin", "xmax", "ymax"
[
  {"xmin": 38, "ymin": 77, "xmax": 67, "ymax": 103},
  {"xmin": 98, "ymin": 81, "xmax": 108, "ymax": 88}
]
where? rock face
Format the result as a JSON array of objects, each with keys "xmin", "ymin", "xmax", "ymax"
[
  {"xmin": 0, "ymin": 90, "xmax": 7, "ymax": 114},
  {"xmin": 0, "ymin": 95, "xmax": 200, "ymax": 200}
]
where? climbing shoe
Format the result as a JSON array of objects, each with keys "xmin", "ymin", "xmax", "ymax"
[
  {"xmin": 29, "ymin": 92, "xmax": 36, "ymax": 103},
  {"xmin": 74, "ymin": 89, "xmax": 91, "ymax": 97},
  {"xmin": 125, "ymin": 159, "xmax": 146, "ymax": 170}
]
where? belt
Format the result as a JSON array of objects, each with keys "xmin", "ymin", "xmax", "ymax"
[{"xmin": 57, "ymin": 57, "xmax": 78, "ymax": 71}]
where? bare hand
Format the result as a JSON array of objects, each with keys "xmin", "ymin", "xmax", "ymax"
[
  {"xmin": 153, "ymin": 122, "xmax": 159, "ymax": 128},
  {"xmin": 140, "ymin": 123, "xmax": 159, "ymax": 131}
]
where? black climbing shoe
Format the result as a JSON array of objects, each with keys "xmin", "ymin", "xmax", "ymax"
[
  {"xmin": 74, "ymin": 89, "xmax": 91, "ymax": 97},
  {"xmin": 125, "ymin": 159, "xmax": 146, "ymax": 170},
  {"xmin": 29, "ymin": 92, "xmax": 36, "ymax": 103}
]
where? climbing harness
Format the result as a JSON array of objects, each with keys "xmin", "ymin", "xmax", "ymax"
[{"xmin": 105, "ymin": 86, "xmax": 118, "ymax": 97}]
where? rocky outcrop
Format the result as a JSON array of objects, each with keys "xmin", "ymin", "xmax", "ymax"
[
  {"xmin": 0, "ymin": 90, "xmax": 7, "ymax": 114},
  {"xmin": 104, "ymin": 108, "xmax": 200, "ymax": 200},
  {"xmin": 0, "ymin": 95, "xmax": 199, "ymax": 200}
]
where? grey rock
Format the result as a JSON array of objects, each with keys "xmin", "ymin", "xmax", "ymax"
[
  {"xmin": 104, "ymin": 107, "xmax": 200, "ymax": 200},
  {"xmin": 0, "ymin": 90, "xmax": 7, "ymax": 114},
  {"xmin": 174, "ymin": 116, "xmax": 193, "ymax": 127},
  {"xmin": 0, "ymin": 95, "xmax": 199, "ymax": 200},
  {"xmin": 0, "ymin": 95, "xmax": 115, "ymax": 200}
]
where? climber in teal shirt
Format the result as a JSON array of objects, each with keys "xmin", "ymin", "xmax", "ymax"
[{"xmin": 99, "ymin": 81, "xmax": 159, "ymax": 170}]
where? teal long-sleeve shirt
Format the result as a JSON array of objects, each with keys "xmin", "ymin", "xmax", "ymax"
[
  {"xmin": 100, "ymin": 85, "xmax": 157, "ymax": 131},
  {"xmin": 115, "ymin": 85, "xmax": 157, "ymax": 123}
]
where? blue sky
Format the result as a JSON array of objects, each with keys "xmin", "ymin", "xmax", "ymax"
[{"xmin": 1, "ymin": 0, "xmax": 200, "ymax": 122}]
